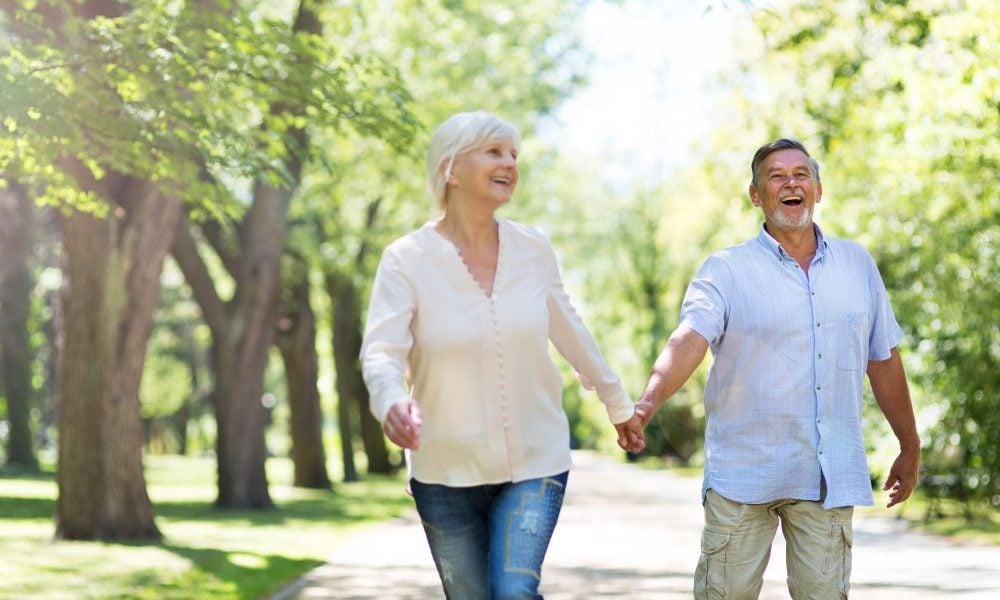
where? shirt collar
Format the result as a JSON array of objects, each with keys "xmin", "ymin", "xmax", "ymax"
[{"xmin": 756, "ymin": 223, "xmax": 828, "ymax": 262}]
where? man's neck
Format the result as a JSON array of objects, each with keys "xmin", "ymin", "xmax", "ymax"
[{"xmin": 765, "ymin": 223, "xmax": 817, "ymax": 271}]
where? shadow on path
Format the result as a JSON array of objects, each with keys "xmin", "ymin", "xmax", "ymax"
[{"xmin": 271, "ymin": 451, "xmax": 1000, "ymax": 600}]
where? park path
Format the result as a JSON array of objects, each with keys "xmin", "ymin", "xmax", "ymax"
[{"xmin": 270, "ymin": 451, "xmax": 1000, "ymax": 600}]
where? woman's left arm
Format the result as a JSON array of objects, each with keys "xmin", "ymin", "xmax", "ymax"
[{"xmin": 542, "ymin": 238, "xmax": 644, "ymax": 451}]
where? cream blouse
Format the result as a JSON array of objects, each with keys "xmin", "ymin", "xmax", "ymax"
[{"xmin": 360, "ymin": 217, "xmax": 634, "ymax": 486}]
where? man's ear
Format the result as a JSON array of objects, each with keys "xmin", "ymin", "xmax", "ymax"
[{"xmin": 749, "ymin": 184, "xmax": 760, "ymax": 207}]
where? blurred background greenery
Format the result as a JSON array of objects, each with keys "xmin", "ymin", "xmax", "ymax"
[{"xmin": 0, "ymin": 0, "xmax": 997, "ymax": 595}]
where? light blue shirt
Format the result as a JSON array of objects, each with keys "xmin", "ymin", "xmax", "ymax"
[{"xmin": 681, "ymin": 224, "xmax": 903, "ymax": 509}]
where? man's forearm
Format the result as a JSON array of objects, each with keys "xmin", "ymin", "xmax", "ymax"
[
  {"xmin": 636, "ymin": 326, "xmax": 709, "ymax": 423},
  {"xmin": 868, "ymin": 348, "xmax": 920, "ymax": 452}
]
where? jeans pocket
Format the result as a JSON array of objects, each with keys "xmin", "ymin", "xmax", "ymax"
[{"xmin": 695, "ymin": 528, "xmax": 731, "ymax": 600}]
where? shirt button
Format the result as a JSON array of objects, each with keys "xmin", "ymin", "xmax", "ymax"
[
  {"xmin": 816, "ymin": 385, "xmax": 822, "ymax": 390},
  {"xmin": 817, "ymin": 353, "xmax": 822, "ymax": 359},
  {"xmin": 816, "ymin": 322, "xmax": 821, "ymax": 328}
]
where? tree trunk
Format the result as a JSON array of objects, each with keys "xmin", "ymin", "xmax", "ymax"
[
  {"xmin": 214, "ymin": 188, "xmax": 286, "ymax": 508},
  {"xmin": 328, "ymin": 272, "xmax": 390, "ymax": 476},
  {"xmin": 0, "ymin": 184, "xmax": 38, "ymax": 469},
  {"xmin": 276, "ymin": 271, "xmax": 331, "ymax": 489},
  {"xmin": 170, "ymin": 0, "xmax": 323, "ymax": 509},
  {"xmin": 56, "ymin": 172, "xmax": 179, "ymax": 540}
]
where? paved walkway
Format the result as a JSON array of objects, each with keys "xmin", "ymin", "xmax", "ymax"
[{"xmin": 271, "ymin": 452, "xmax": 1000, "ymax": 599}]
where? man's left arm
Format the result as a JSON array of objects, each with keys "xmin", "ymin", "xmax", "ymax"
[{"xmin": 867, "ymin": 347, "xmax": 921, "ymax": 507}]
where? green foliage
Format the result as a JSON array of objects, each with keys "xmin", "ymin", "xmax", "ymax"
[
  {"xmin": 721, "ymin": 0, "xmax": 999, "ymax": 502},
  {"xmin": 0, "ymin": 0, "xmax": 417, "ymax": 213},
  {"xmin": 297, "ymin": 0, "xmax": 588, "ymax": 246}
]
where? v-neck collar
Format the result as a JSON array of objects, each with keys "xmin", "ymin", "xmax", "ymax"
[{"xmin": 427, "ymin": 218, "xmax": 505, "ymax": 299}]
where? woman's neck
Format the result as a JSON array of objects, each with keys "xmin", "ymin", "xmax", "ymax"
[{"xmin": 436, "ymin": 207, "xmax": 497, "ymax": 249}]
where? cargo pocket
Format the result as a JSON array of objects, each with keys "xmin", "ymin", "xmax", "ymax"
[
  {"xmin": 840, "ymin": 523, "xmax": 854, "ymax": 598},
  {"xmin": 694, "ymin": 528, "xmax": 731, "ymax": 600},
  {"xmin": 821, "ymin": 518, "xmax": 854, "ymax": 599}
]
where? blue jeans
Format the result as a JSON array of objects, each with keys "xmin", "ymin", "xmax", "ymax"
[{"xmin": 410, "ymin": 472, "xmax": 568, "ymax": 600}]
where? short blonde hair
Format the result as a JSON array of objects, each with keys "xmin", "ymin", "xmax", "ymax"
[{"xmin": 425, "ymin": 111, "xmax": 521, "ymax": 209}]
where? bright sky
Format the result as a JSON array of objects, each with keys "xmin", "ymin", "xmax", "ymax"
[{"xmin": 539, "ymin": 0, "xmax": 748, "ymax": 187}]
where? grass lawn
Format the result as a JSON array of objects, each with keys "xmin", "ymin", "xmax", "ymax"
[{"xmin": 0, "ymin": 455, "xmax": 412, "ymax": 600}]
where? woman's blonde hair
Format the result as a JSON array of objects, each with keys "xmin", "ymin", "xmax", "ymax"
[{"xmin": 425, "ymin": 111, "xmax": 521, "ymax": 209}]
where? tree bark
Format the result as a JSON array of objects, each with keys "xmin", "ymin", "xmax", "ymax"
[
  {"xmin": 0, "ymin": 183, "xmax": 38, "ymax": 469},
  {"xmin": 56, "ymin": 169, "xmax": 180, "ymax": 540},
  {"xmin": 276, "ymin": 270, "xmax": 331, "ymax": 489}
]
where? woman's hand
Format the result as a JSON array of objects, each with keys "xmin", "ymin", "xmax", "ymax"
[
  {"xmin": 383, "ymin": 401, "xmax": 422, "ymax": 450},
  {"xmin": 614, "ymin": 413, "xmax": 646, "ymax": 454}
]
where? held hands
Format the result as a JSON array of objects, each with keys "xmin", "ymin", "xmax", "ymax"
[
  {"xmin": 383, "ymin": 401, "xmax": 422, "ymax": 450},
  {"xmin": 614, "ymin": 412, "xmax": 646, "ymax": 454},
  {"xmin": 883, "ymin": 448, "xmax": 921, "ymax": 508}
]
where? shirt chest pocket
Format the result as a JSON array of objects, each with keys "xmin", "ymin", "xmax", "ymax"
[{"xmin": 835, "ymin": 311, "xmax": 868, "ymax": 371}]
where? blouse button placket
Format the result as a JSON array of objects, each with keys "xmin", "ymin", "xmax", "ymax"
[{"xmin": 491, "ymin": 260, "xmax": 509, "ymax": 429}]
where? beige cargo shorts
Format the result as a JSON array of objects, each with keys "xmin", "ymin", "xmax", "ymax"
[{"xmin": 694, "ymin": 489, "xmax": 854, "ymax": 600}]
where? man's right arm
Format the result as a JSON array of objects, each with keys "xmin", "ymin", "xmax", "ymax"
[{"xmin": 635, "ymin": 326, "xmax": 709, "ymax": 427}]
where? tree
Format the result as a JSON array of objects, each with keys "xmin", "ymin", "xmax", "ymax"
[
  {"xmin": 324, "ymin": 197, "xmax": 391, "ymax": 479},
  {"xmin": 0, "ymin": 181, "xmax": 38, "ymax": 469},
  {"xmin": 1, "ymin": 0, "xmax": 183, "ymax": 541},
  {"xmin": 276, "ymin": 252, "xmax": 331, "ymax": 489},
  {"xmin": 169, "ymin": 0, "xmax": 415, "ymax": 507}
]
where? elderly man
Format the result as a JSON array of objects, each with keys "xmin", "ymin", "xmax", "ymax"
[{"xmin": 636, "ymin": 138, "xmax": 920, "ymax": 599}]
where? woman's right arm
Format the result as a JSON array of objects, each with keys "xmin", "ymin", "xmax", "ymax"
[{"xmin": 360, "ymin": 251, "xmax": 420, "ymax": 446}]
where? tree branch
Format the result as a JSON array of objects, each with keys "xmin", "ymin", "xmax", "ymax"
[{"xmin": 171, "ymin": 215, "xmax": 229, "ymax": 340}]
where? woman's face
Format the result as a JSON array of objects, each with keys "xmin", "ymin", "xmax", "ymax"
[{"xmin": 448, "ymin": 138, "xmax": 519, "ymax": 208}]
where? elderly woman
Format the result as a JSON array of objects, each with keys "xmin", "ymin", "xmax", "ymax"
[{"xmin": 360, "ymin": 110, "xmax": 644, "ymax": 599}]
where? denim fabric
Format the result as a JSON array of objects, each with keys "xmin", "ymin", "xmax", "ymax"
[{"xmin": 410, "ymin": 472, "xmax": 568, "ymax": 599}]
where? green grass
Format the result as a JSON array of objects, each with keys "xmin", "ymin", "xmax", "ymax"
[{"xmin": 0, "ymin": 455, "xmax": 413, "ymax": 600}]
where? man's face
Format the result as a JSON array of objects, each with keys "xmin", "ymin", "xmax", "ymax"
[{"xmin": 749, "ymin": 148, "xmax": 822, "ymax": 232}]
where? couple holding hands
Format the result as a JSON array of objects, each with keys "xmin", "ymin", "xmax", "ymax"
[{"xmin": 360, "ymin": 111, "xmax": 920, "ymax": 600}]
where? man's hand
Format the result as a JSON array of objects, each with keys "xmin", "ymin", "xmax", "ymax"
[{"xmin": 883, "ymin": 448, "xmax": 920, "ymax": 508}]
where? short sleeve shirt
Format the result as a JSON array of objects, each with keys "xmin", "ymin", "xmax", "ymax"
[{"xmin": 680, "ymin": 224, "xmax": 903, "ymax": 509}]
